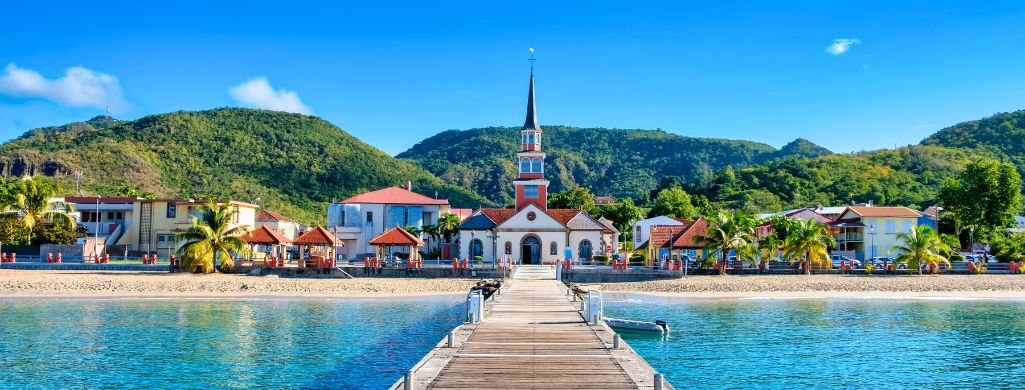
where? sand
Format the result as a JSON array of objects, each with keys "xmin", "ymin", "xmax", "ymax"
[
  {"xmin": 0, "ymin": 270, "xmax": 480, "ymax": 298},
  {"xmin": 580, "ymin": 274, "xmax": 1025, "ymax": 299}
]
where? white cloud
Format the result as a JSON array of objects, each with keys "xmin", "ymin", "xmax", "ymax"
[
  {"xmin": 826, "ymin": 38, "xmax": 861, "ymax": 55},
  {"xmin": 0, "ymin": 63, "xmax": 127, "ymax": 112},
  {"xmin": 228, "ymin": 77, "xmax": 311, "ymax": 114}
]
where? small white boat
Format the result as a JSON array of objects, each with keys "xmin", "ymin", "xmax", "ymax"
[{"xmin": 604, "ymin": 317, "xmax": 669, "ymax": 333}]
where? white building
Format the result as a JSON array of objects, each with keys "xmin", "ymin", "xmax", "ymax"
[
  {"xmin": 457, "ymin": 64, "xmax": 608, "ymax": 264},
  {"xmin": 327, "ymin": 185, "xmax": 452, "ymax": 260},
  {"xmin": 631, "ymin": 216, "xmax": 689, "ymax": 249}
]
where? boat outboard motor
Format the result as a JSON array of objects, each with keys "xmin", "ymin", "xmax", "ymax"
[{"xmin": 656, "ymin": 320, "xmax": 669, "ymax": 333}]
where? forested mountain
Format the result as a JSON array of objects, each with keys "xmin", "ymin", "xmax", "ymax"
[
  {"xmin": 687, "ymin": 145, "xmax": 990, "ymax": 214},
  {"xmin": 0, "ymin": 108, "xmax": 491, "ymax": 222},
  {"xmin": 398, "ymin": 126, "xmax": 832, "ymax": 206},
  {"xmin": 922, "ymin": 109, "xmax": 1025, "ymax": 169}
]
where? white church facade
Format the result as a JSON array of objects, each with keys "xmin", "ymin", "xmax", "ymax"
[{"xmin": 457, "ymin": 64, "xmax": 612, "ymax": 264}]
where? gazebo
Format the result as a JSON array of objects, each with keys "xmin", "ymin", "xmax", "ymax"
[
  {"xmin": 241, "ymin": 225, "xmax": 292, "ymax": 266},
  {"xmin": 292, "ymin": 225, "xmax": 342, "ymax": 270},
  {"xmin": 369, "ymin": 227, "xmax": 424, "ymax": 264}
]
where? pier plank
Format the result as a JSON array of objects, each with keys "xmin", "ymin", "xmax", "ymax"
[{"xmin": 396, "ymin": 265, "xmax": 666, "ymax": 390}]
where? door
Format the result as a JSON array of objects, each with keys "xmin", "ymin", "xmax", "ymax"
[{"xmin": 521, "ymin": 236, "xmax": 541, "ymax": 264}]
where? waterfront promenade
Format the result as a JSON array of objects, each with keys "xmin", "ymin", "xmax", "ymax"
[{"xmin": 395, "ymin": 265, "xmax": 667, "ymax": 389}]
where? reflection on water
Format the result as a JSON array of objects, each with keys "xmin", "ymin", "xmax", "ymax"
[
  {"xmin": 0, "ymin": 298, "xmax": 463, "ymax": 389},
  {"xmin": 606, "ymin": 296, "xmax": 1025, "ymax": 389}
]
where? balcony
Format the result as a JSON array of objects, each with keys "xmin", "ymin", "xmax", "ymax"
[{"xmin": 834, "ymin": 233, "xmax": 863, "ymax": 242}]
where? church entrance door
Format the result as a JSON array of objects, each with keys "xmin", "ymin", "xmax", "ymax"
[{"xmin": 521, "ymin": 235, "xmax": 541, "ymax": 264}]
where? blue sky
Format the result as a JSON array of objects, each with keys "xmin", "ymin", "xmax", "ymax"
[{"xmin": 1, "ymin": 1, "xmax": 1025, "ymax": 155}]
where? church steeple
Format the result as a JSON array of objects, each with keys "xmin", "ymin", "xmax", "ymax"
[
  {"xmin": 513, "ymin": 49, "xmax": 549, "ymax": 212},
  {"xmin": 522, "ymin": 67, "xmax": 541, "ymax": 131}
]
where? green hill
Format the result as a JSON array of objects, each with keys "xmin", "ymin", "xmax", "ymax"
[
  {"xmin": 0, "ymin": 108, "xmax": 492, "ymax": 223},
  {"xmin": 921, "ymin": 109, "xmax": 1025, "ymax": 167},
  {"xmin": 398, "ymin": 125, "xmax": 831, "ymax": 205}
]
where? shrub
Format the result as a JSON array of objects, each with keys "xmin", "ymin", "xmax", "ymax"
[
  {"xmin": 592, "ymin": 255, "xmax": 609, "ymax": 265},
  {"xmin": 472, "ymin": 256, "xmax": 484, "ymax": 261},
  {"xmin": 864, "ymin": 264, "xmax": 875, "ymax": 274},
  {"xmin": 629, "ymin": 253, "xmax": 645, "ymax": 265}
]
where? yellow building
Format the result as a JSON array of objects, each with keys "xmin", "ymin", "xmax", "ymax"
[
  {"xmin": 117, "ymin": 199, "xmax": 258, "ymax": 255},
  {"xmin": 832, "ymin": 206, "xmax": 921, "ymax": 260}
]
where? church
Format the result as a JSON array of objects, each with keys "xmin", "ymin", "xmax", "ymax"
[{"xmin": 457, "ymin": 64, "xmax": 615, "ymax": 264}]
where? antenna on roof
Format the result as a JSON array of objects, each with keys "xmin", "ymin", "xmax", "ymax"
[{"xmin": 73, "ymin": 171, "xmax": 84, "ymax": 196}]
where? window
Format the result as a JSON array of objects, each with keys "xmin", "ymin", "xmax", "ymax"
[
  {"xmin": 157, "ymin": 234, "xmax": 175, "ymax": 249},
  {"xmin": 524, "ymin": 185, "xmax": 539, "ymax": 199},
  {"xmin": 520, "ymin": 158, "xmax": 530, "ymax": 172},
  {"xmin": 885, "ymin": 220, "xmax": 896, "ymax": 234},
  {"xmin": 233, "ymin": 206, "xmax": 240, "ymax": 224},
  {"xmin": 527, "ymin": 133, "xmax": 535, "ymax": 145},
  {"xmin": 550, "ymin": 242, "xmax": 558, "ymax": 255},
  {"xmin": 166, "ymin": 203, "xmax": 176, "ymax": 218},
  {"xmin": 470, "ymin": 239, "xmax": 483, "ymax": 258},
  {"xmin": 522, "ymin": 133, "xmax": 527, "ymax": 144},
  {"xmin": 902, "ymin": 221, "xmax": 913, "ymax": 233},
  {"xmin": 531, "ymin": 158, "xmax": 542, "ymax": 173},
  {"xmin": 505, "ymin": 241, "xmax": 512, "ymax": 255},
  {"xmin": 423, "ymin": 212, "xmax": 432, "ymax": 224},
  {"xmin": 579, "ymin": 240, "xmax": 593, "ymax": 260},
  {"xmin": 366, "ymin": 211, "xmax": 373, "ymax": 223}
]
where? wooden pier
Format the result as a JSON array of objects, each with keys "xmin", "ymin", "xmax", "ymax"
[{"xmin": 392, "ymin": 265, "xmax": 669, "ymax": 389}]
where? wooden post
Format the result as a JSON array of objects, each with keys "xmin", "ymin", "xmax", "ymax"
[{"xmin": 613, "ymin": 334, "xmax": 620, "ymax": 349}]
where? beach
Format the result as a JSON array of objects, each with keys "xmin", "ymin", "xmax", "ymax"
[
  {"xmin": 580, "ymin": 274, "xmax": 1025, "ymax": 299},
  {"xmin": 0, "ymin": 270, "xmax": 479, "ymax": 298}
]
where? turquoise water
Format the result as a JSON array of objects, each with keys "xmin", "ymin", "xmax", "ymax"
[
  {"xmin": 0, "ymin": 297, "xmax": 464, "ymax": 389},
  {"xmin": 606, "ymin": 295, "xmax": 1025, "ymax": 389}
]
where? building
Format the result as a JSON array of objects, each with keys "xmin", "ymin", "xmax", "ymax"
[
  {"xmin": 635, "ymin": 217, "xmax": 709, "ymax": 263},
  {"xmin": 256, "ymin": 209, "xmax": 301, "ymax": 241},
  {"xmin": 327, "ymin": 184, "xmax": 453, "ymax": 260},
  {"xmin": 457, "ymin": 63, "xmax": 608, "ymax": 264},
  {"xmin": 813, "ymin": 205, "xmax": 848, "ymax": 220},
  {"xmin": 594, "ymin": 196, "xmax": 617, "ymax": 206},
  {"xmin": 755, "ymin": 208, "xmax": 832, "ymax": 238},
  {"xmin": 66, "ymin": 197, "xmax": 258, "ymax": 256},
  {"xmin": 830, "ymin": 205, "xmax": 921, "ymax": 260},
  {"xmin": 631, "ymin": 216, "xmax": 690, "ymax": 249}
]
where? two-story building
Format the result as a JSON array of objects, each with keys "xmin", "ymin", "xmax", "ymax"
[
  {"xmin": 327, "ymin": 185, "xmax": 452, "ymax": 260},
  {"xmin": 831, "ymin": 205, "xmax": 921, "ymax": 260},
  {"xmin": 631, "ymin": 216, "xmax": 690, "ymax": 249},
  {"xmin": 256, "ymin": 209, "xmax": 302, "ymax": 241}
]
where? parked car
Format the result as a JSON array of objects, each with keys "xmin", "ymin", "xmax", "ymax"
[
  {"xmin": 830, "ymin": 255, "xmax": 861, "ymax": 268},
  {"xmin": 868, "ymin": 257, "xmax": 895, "ymax": 267}
]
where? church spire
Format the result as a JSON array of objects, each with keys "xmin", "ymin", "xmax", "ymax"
[{"xmin": 522, "ymin": 50, "xmax": 541, "ymax": 131}]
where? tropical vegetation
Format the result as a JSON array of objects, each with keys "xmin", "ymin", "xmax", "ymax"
[
  {"xmin": 890, "ymin": 225, "xmax": 951, "ymax": 275},
  {"xmin": 781, "ymin": 218, "xmax": 836, "ymax": 275},
  {"xmin": 174, "ymin": 201, "xmax": 250, "ymax": 273},
  {"xmin": 697, "ymin": 211, "xmax": 756, "ymax": 275}
]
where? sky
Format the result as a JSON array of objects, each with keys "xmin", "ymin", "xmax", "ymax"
[{"xmin": 1, "ymin": 1, "xmax": 1025, "ymax": 155}]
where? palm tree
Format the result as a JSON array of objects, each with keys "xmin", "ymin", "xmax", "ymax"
[
  {"xmin": 174, "ymin": 201, "xmax": 250, "ymax": 273},
  {"xmin": 697, "ymin": 211, "xmax": 756, "ymax": 275},
  {"xmin": 420, "ymin": 224, "xmax": 439, "ymax": 255},
  {"xmin": 891, "ymin": 225, "xmax": 951, "ymax": 275},
  {"xmin": 782, "ymin": 217, "xmax": 836, "ymax": 275},
  {"xmin": 9, "ymin": 176, "xmax": 76, "ymax": 243},
  {"xmin": 437, "ymin": 213, "xmax": 461, "ymax": 243}
]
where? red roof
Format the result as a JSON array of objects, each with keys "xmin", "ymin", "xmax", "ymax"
[
  {"xmin": 546, "ymin": 209, "xmax": 583, "ymax": 226},
  {"xmin": 448, "ymin": 208, "xmax": 474, "ymax": 221},
  {"xmin": 256, "ymin": 209, "xmax": 294, "ymax": 223},
  {"xmin": 338, "ymin": 187, "xmax": 448, "ymax": 205},
  {"xmin": 638, "ymin": 218, "xmax": 708, "ymax": 249},
  {"xmin": 845, "ymin": 206, "xmax": 921, "ymax": 218},
  {"xmin": 480, "ymin": 208, "xmax": 518, "ymax": 225},
  {"xmin": 241, "ymin": 225, "xmax": 291, "ymax": 245},
  {"xmin": 369, "ymin": 227, "xmax": 424, "ymax": 246},
  {"xmin": 293, "ymin": 226, "xmax": 342, "ymax": 246},
  {"xmin": 671, "ymin": 217, "xmax": 708, "ymax": 248},
  {"xmin": 65, "ymin": 196, "xmax": 138, "ymax": 204}
]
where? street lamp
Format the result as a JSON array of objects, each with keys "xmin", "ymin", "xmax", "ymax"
[{"xmin": 868, "ymin": 224, "xmax": 877, "ymax": 259}]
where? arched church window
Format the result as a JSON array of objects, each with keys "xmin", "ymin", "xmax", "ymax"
[
  {"xmin": 528, "ymin": 133, "xmax": 535, "ymax": 145},
  {"xmin": 522, "ymin": 133, "xmax": 527, "ymax": 144},
  {"xmin": 504, "ymin": 241, "xmax": 512, "ymax": 255},
  {"xmin": 550, "ymin": 242, "xmax": 558, "ymax": 255},
  {"xmin": 579, "ymin": 240, "xmax": 593, "ymax": 260},
  {"xmin": 470, "ymin": 239, "xmax": 483, "ymax": 258},
  {"xmin": 520, "ymin": 158, "xmax": 530, "ymax": 173},
  {"xmin": 531, "ymin": 158, "xmax": 542, "ymax": 173}
]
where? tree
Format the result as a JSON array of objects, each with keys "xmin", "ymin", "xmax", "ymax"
[
  {"xmin": 650, "ymin": 187, "xmax": 698, "ymax": 219},
  {"xmin": 781, "ymin": 217, "xmax": 835, "ymax": 275},
  {"xmin": 548, "ymin": 186, "xmax": 596, "ymax": 213},
  {"xmin": 420, "ymin": 224, "xmax": 439, "ymax": 254},
  {"xmin": 437, "ymin": 213, "xmax": 461, "ymax": 243},
  {"xmin": 9, "ymin": 176, "xmax": 76, "ymax": 243},
  {"xmin": 697, "ymin": 211, "xmax": 756, "ymax": 275},
  {"xmin": 601, "ymin": 198, "xmax": 643, "ymax": 241},
  {"xmin": 112, "ymin": 182, "xmax": 156, "ymax": 199},
  {"xmin": 938, "ymin": 158, "xmax": 1022, "ymax": 239},
  {"xmin": 174, "ymin": 201, "xmax": 250, "ymax": 273},
  {"xmin": 890, "ymin": 225, "xmax": 951, "ymax": 275}
]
